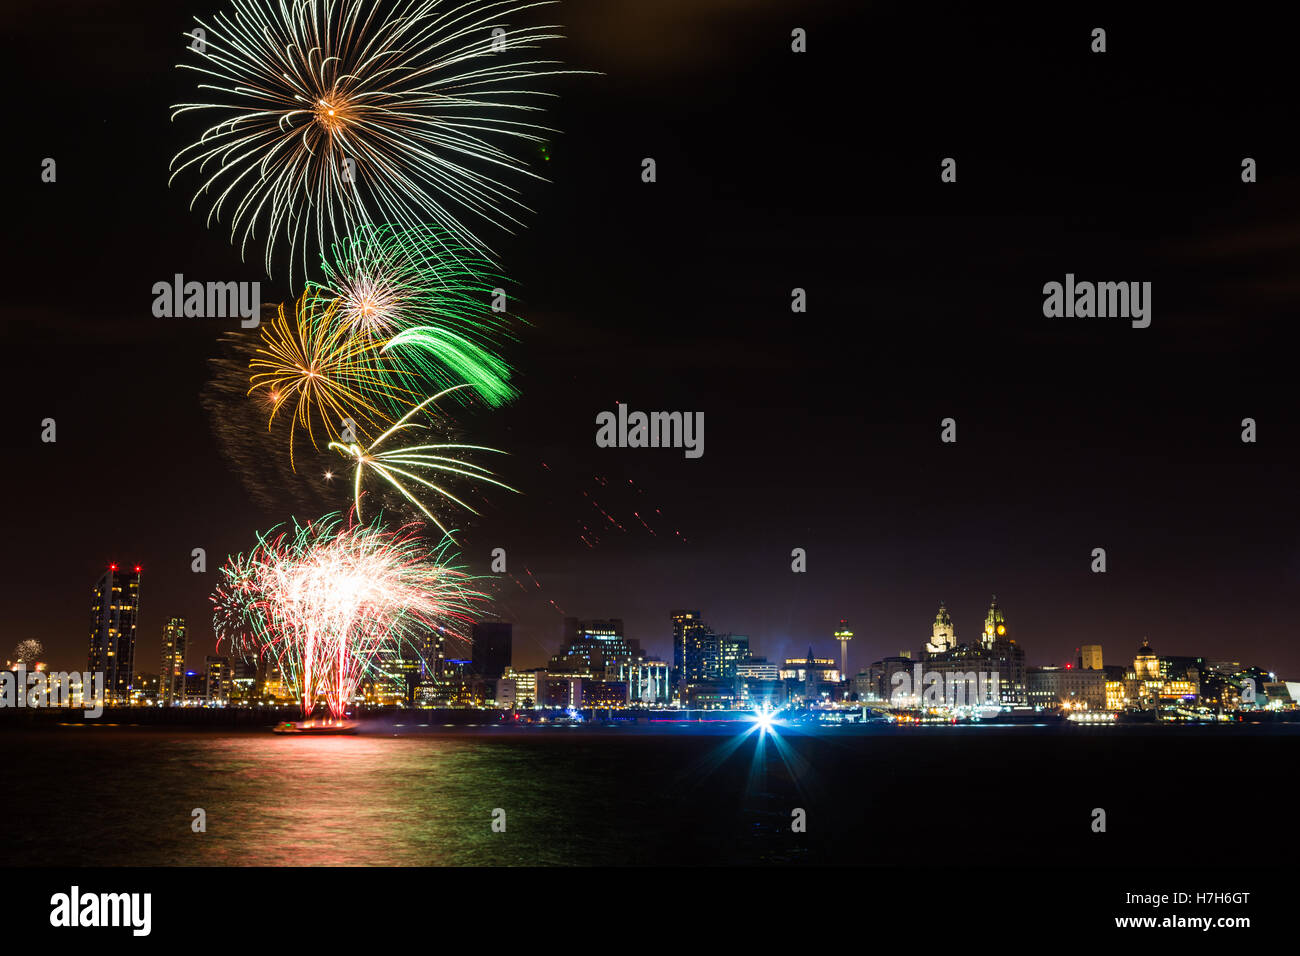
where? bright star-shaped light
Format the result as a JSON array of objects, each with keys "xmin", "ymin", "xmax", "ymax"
[{"xmin": 751, "ymin": 705, "xmax": 780, "ymax": 734}]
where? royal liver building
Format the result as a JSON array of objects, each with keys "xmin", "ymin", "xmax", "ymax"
[{"xmin": 920, "ymin": 596, "xmax": 1026, "ymax": 706}]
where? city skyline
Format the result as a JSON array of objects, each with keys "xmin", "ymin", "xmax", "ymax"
[
  {"xmin": 11, "ymin": 574, "xmax": 1290, "ymax": 718},
  {"xmin": 26, "ymin": 561, "xmax": 1288, "ymax": 699},
  {"xmin": 11, "ymin": 2, "xmax": 1300, "ymax": 693}
]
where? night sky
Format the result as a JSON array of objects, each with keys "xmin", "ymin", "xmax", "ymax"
[{"xmin": 8, "ymin": 2, "xmax": 1299, "ymax": 679}]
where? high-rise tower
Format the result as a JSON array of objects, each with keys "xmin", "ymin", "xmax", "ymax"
[
  {"xmin": 671, "ymin": 610, "xmax": 707, "ymax": 686},
  {"xmin": 88, "ymin": 564, "xmax": 141, "ymax": 706},
  {"xmin": 471, "ymin": 622, "xmax": 513, "ymax": 679},
  {"xmin": 160, "ymin": 617, "xmax": 187, "ymax": 706},
  {"xmin": 834, "ymin": 619, "xmax": 854, "ymax": 676}
]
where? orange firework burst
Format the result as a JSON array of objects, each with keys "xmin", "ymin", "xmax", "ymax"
[{"xmin": 249, "ymin": 294, "xmax": 411, "ymax": 470}]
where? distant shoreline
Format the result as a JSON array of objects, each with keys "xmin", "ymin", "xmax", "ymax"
[{"xmin": 2, "ymin": 706, "xmax": 1298, "ymax": 736}]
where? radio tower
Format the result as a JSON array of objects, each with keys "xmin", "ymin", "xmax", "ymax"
[{"xmin": 834, "ymin": 618, "xmax": 854, "ymax": 678}]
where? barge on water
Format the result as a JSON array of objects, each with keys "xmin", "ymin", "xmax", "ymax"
[{"xmin": 273, "ymin": 719, "xmax": 359, "ymax": 736}]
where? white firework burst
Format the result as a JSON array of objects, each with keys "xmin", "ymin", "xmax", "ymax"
[{"xmin": 170, "ymin": 0, "xmax": 577, "ymax": 279}]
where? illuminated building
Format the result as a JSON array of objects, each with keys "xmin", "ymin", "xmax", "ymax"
[
  {"xmin": 1157, "ymin": 654, "xmax": 1206, "ymax": 682},
  {"xmin": 131, "ymin": 672, "xmax": 159, "ymax": 707},
  {"xmin": 1197, "ymin": 671, "xmax": 1241, "ymax": 709},
  {"xmin": 917, "ymin": 597, "xmax": 1026, "ymax": 705},
  {"xmin": 1027, "ymin": 666, "xmax": 1107, "ymax": 710},
  {"xmin": 613, "ymin": 658, "xmax": 671, "ymax": 705},
  {"xmin": 457, "ymin": 675, "xmax": 496, "ymax": 707},
  {"xmin": 1105, "ymin": 679, "xmax": 1127, "ymax": 711},
  {"xmin": 733, "ymin": 657, "xmax": 781, "ymax": 707},
  {"xmin": 671, "ymin": 609, "xmax": 699, "ymax": 685},
  {"xmin": 1157, "ymin": 679, "xmax": 1198, "ymax": 701},
  {"xmin": 422, "ymin": 628, "xmax": 446, "ymax": 680},
  {"xmin": 866, "ymin": 656, "xmax": 915, "ymax": 701},
  {"xmin": 496, "ymin": 667, "xmax": 539, "ymax": 708},
  {"xmin": 258, "ymin": 658, "xmax": 292, "ymax": 705},
  {"xmin": 525, "ymin": 662, "xmax": 652, "ymax": 709},
  {"xmin": 582, "ymin": 680, "xmax": 630, "ymax": 708},
  {"xmin": 183, "ymin": 670, "xmax": 206, "ymax": 701},
  {"xmin": 779, "ymin": 653, "xmax": 841, "ymax": 684},
  {"xmin": 1134, "ymin": 639, "xmax": 1160, "ymax": 680},
  {"xmin": 1078, "ymin": 644, "xmax": 1103, "ymax": 670},
  {"xmin": 718, "ymin": 634, "xmax": 750, "ymax": 681},
  {"xmin": 683, "ymin": 681, "xmax": 737, "ymax": 709},
  {"xmin": 671, "ymin": 610, "xmax": 708, "ymax": 688},
  {"xmin": 781, "ymin": 649, "xmax": 842, "ymax": 702},
  {"xmin": 1197, "ymin": 661, "xmax": 1271, "ymax": 708},
  {"xmin": 780, "ymin": 655, "xmax": 842, "ymax": 686},
  {"xmin": 546, "ymin": 618, "xmax": 669, "ymax": 706},
  {"xmin": 1108, "ymin": 640, "xmax": 1200, "ymax": 711},
  {"xmin": 411, "ymin": 627, "xmax": 448, "ymax": 704},
  {"xmin": 737, "ymin": 658, "xmax": 779, "ymax": 680},
  {"xmin": 228, "ymin": 657, "xmax": 257, "ymax": 704},
  {"xmin": 1235, "ymin": 666, "xmax": 1275, "ymax": 707},
  {"xmin": 159, "ymin": 617, "xmax": 187, "ymax": 706},
  {"xmin": 87, "ymin": 564, "xmax": 141, "ymax": 706},
  {"xmin": 414, "ymin": 657, "xmax": 474, "ymax": 706},
  {"xmin": 913, "ymin": 651, "xmax": 1022, "ymax": 708},
  {"xmin": 370, "ymin": 645, "xmax": 418, "ymax": 706},
  {"xmin": 925, "ymin": 602, "xmax": 956, "ymax": 654},
  {"xmin": 737, "ymin": 673, "xmax": 786, "ymax": 708},
  {"xmin": 205, "ymin": 656, "xmax": 230, "ymax": 705},
  {"xmin": 471, "ymin": 622, "xmax": 512, "ymax": 680},
  {"xmin": 849, "ymin": 671, "xmax": 877, "ymax": 701},
  {"xmin": 670, "ymin": 608, "xmax": 749, "ymax": 703},
  {"xmin": 1263, "ymin": 682, "xmax": 1300, "ymax": 708},
  {"xmin": 553, "ymin": 618, "xmax": 633, "ymax": 671},
  {"xmin": 982, "ymin": 595, "xmax": 1008, "ymax": 649},
  {"xmin": 538, "ymin": 675, "xmax": 583, "ymax": 708}
]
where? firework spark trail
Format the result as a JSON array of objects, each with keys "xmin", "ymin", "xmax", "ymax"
[
  {"xmin": 575, "ymin": 474, "xmax": 687, "ymax": 547},
  {"xmin": 583, "ymin": 490, "xmax": 626, "ymax": 533},
  {"xmin": 384, "ymin": 326, "xmax": 517, "ymax": 407},
  {"xmin": 212, "ymin": 513, "xmax": 484, "ymax": 718},
  {"xmin": 498, "ymin": 567, "xmax": 565, "ymax": 619},
  {"xmin": 170, "ymin": 0, "xmax": 582, "ymax": 279},
  {"xmin": 522, "ymin": 567, "xmax": 564, "ymax": 614},
  {"xmin": 329, "ymin": 386, "xmax": 516, "ymax": 539}
]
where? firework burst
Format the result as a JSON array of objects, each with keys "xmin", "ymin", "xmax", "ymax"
[
  {"xmin": 213, "ymin": 513, "xmax": 484, "ymax": 718},
  {"xmin": 11, "ymin": 639, "xmax": 44, "ymax": 664},
  {"xmin": 312, "ymin": 224, "xmax": 505, "ymax": 336},
  {"xmin": 329, "ymin": 386, "xmax": 516, "ymax": 539},
  {"xmin": 249, "ymin": 293, "xmax": 411, "ymax": 468},
  {"xmin": 310, "ymin": 223, "xmax": 519, "ymax": 406},
  {"xmin": 170, "ymin": 0, "xmax": 577, "ymax": 279}
]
